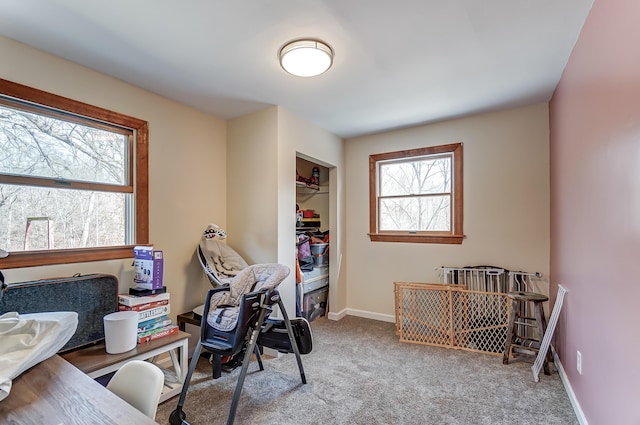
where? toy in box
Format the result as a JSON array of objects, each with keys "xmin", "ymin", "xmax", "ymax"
[{"xmin": 133, "ymin": 246, "xmax": 164, "ymax": 289}]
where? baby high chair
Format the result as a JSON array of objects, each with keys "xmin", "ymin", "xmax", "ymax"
[{"xmin": 170, "ymin": 262, "xmax": 312, "ymax": 425}]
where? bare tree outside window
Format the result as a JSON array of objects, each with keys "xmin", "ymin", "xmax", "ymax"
[
  {"xmin": 369, "ymin": 143, "xmax": 464, "ymax": 244},
  {"xmin": 0, "ymin": 78, "xmax": 148, "ymax": 269},
  {"xmin": 379, "ymin": 155, "xmax": 451, "ymax": 231},
  {"xmin": 0, "ymin": 103, "xmax": 130, "ymax": 252}
]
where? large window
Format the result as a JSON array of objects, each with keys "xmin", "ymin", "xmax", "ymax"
[
  {"xmin": 369, "ymin": 143, "xmax": 463, "ymax": 244},
  {"xmin": 0, "ymin": 79, "xmax": 148, "ymax": 268}
]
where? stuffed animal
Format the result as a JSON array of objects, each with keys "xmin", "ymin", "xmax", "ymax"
[
  {"xmin": 200, "ymin": 224, "xmax": 248, "ymax": 282},
  {"xmin": 203, "ymin": 223, "xmax": 227, "ymax": 240}
]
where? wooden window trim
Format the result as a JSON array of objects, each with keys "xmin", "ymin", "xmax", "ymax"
[
  {"xmin": 0, "ymin": 174, "xmax": 134, "ymax": 194},
  {"xmin": 0, "ymin": 79, "xmax": 148, "ymax": 268},
  {"xmin": 369, "ymin": 143, "xmax": 464, "ymax": 244}
]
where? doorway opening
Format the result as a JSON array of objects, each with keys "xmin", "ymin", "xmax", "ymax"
[{"xmin": 296, "ymin": 156, "xmax": 330, "ymax": 322}]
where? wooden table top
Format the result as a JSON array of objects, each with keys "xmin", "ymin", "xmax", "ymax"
[{"xmin": 0, "ymin": 355, "xmax": 158, "ymax": 425}]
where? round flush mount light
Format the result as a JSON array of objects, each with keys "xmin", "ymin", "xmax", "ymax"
[{"xmin": 279, "ymin": 39, "xmax": 333, "ymax": 77}]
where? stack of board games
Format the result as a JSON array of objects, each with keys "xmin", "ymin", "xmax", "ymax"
[{"xmin": 117, "ymin": 288, "xmax": 179, "ymax": 343}]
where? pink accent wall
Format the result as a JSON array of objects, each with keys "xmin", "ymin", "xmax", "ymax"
[{"xmin": 550, "ymin": 0, "xmax": 640, "ymax": 424}]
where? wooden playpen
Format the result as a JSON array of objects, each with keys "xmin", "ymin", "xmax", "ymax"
[
  {"xmin": 394, "ymin": 282, "xmax": 509, "ymax": 355},
  {"xmin": 394, "ymin": 267, "xmax": 546, "ymax": 356}
]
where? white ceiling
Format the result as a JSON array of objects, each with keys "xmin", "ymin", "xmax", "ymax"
[{"xmin": 0, "ymin": 0, "xmax": 593, "ymax": 138}]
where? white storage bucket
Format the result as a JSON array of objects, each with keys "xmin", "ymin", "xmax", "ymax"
[
  {"xmin": 310, "ymin": 243, "xmax": 329, "ymax": 266},
  {"xmin": 310, "ymin": 243, "xmax": 328, "ymax": 255},
  {"xmin": 103, "ymin": 311, "xmax": 138, "ymax": 354}
]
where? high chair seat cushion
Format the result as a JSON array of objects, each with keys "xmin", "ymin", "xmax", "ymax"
[{"xmin": 207, "ymin": 264, "xmax": 290, "ymax": 332}]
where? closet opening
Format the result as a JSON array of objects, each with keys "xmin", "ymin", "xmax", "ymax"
[{"xmin": 295, "ymin": 156, "xmax": 330, "ymax": 322}]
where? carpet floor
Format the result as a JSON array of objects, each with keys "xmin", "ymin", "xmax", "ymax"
[{"xmin": 155, "ymin": 315, "xmax": 577, "ymax": 425}]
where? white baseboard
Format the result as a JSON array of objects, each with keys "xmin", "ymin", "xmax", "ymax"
[
  {"xmin": 554, "ymin": 352, "xmax": 588, "ymax": 425},
  {"xmin": 327, "ymin": 308, "xmax": 395, "ymax": 323},
  {"xmin": 327, "ymin": 308, "xmax": 347, "ymax": 321},
  {"xmin": 348, "ymin": 308, "xmax": 395, "ymax": 323}
]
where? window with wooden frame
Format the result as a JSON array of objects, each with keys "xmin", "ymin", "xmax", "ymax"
[
  {"xmin": 369, "ymin": 143, "xmax": 463, "ymax": 244},
  {"xmin": 0, "ymin": 79, "xmax": 148, "ymax": 268}
]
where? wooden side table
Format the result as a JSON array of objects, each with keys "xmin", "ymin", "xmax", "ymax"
[
  {"xmin": 62, "ymin": 331, "xmax": 190, "ymax": 402},
  {"xmin": 177, "ymin": 311, "xmax": 202, "ymax": 332}
]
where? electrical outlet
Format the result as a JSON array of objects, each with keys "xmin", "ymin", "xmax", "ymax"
[{"xmin": 577, "ymin": 350, "xmax": 582, "ymax": 375}]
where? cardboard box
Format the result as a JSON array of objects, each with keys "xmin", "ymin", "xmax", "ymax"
[{"xmin": 133, "ymin": 246, "xmax": 164, "ymax": 289}]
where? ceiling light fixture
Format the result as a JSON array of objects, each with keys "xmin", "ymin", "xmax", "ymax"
[{"xmin": 279, "ymin": 39, "xmax": 333, "ymax": 77}]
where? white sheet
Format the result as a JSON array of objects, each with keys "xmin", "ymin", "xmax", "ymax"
[{"xmin": 0, "ymin": 311, "xmax": 78, "ymax": 401}]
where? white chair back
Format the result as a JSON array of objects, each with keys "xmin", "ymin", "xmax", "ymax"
[{"xmin": 106, "ymin": 360, "xmax": 164, "ymax": 419}]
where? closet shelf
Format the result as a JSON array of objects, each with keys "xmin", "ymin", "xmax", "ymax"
[
  {"xmin": 296, "ymin": 181, "xmax": 319, "ymax": 191},
  {"xmin": 296, "ymin": 181, "xmax": 328, "ymax": 196}
]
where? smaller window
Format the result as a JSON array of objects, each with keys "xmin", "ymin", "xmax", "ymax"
[{"xmin": 369, "ymin": 143, "xmax": 463, "ymax": 244}]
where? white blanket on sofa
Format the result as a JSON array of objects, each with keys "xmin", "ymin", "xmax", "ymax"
[{"xmin": 0, "ymin": 311, "xmax": 78, "ymax": 401}]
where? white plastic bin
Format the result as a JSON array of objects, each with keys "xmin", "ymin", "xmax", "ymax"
[
  {"xmin": 103, "ymin": 311, "xmax": 138, "ymax": 354},
  {"xmin": 310, "ymin": 243, "xmax": 329, "ymax": 266}
]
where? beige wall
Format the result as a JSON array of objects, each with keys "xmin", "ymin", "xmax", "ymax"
[
  {"xmin": 0, "ymin": 36, "xmax": 227, "ymax": 320},
  {"xmin": 227, "ymin": 107, "xmax": 279, "ymax": 265},
  {"xmin": 278, "ymin": 107, "xmax": 345, "ymax": 315},
  {"xmin": 344, "ymin": 103, "xmax": 550, "ymax": 320},
  {"xmin": 227, "ymin": 106, "xmax": 345, "ymax": 316}
]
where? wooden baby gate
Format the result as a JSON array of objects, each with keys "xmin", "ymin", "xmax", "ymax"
[{"xmin": 394, "ymin": 282, "xmax": 509, "ymax": 356}]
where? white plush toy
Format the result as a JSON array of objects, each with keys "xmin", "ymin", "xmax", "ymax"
[
  {"xmin": 203, "ymin": 223, "xmax": 227, "ymax": 240},
  {"xmin": 200, "ymin": 224, "xmax": 248, "ymax": 280}
]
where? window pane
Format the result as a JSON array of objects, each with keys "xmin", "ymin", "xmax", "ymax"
[
  {"xmin": 379, "ymin": 156, "xmax": 451, "ymax": 196},
  {"xmin": 379, "ymin": 195, "xmax": 450, "ymax": 231},
  {"xmin": 0, "ymin": 184, "xmax": 126, "ymax": 251},
  {"xmin": 0, "ymin": 104, "xmax": 128, "ymax": 185}
]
